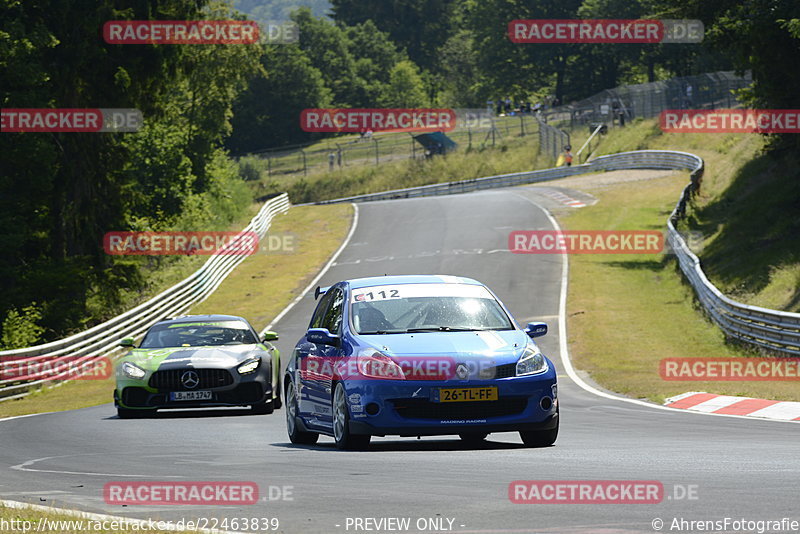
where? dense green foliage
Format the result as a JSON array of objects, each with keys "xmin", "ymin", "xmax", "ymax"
[
  {"xmin": 0, "ymin": 0, "xmax": 260, "ymax": 345},
  {"xmin": 227, "ymin": 0, "xmax": 798, "ymax": 152},
  {"xmin": 1, "ymin": 0, "xmax": 797, "ymax": 345}
]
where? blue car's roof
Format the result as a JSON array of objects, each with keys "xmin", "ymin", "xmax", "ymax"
[{"xmin": 346, "ymin": 275, "xmax": 483, "ymax": 290}]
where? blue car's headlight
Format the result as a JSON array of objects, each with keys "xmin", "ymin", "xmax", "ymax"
[
  {"xmin": 356, "ymin": 350, "xmax": 406, "ymax": 380},
  {"xmin": 237, "ymin": 358, "xmax": 261, "ymax": 375},
  {"xmin": 121, "ymin": 362, "xmax": 146, "ymax": 380},
  {"xmin": 516, "ymin": 346, "xmax": 548, "ymax": 376}
]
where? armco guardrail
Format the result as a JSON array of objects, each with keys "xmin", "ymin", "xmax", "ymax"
[
  {"xmin": 0, "ymin": 193, "xmax": 290, "ymax": 401},
  {"xmin": 317, "ymin": 150, "xmax": 800, "ymax": 356},
  {"xmin": 315, "ymin": 150, "xmax": 698, "ymax": 204},
  {"xmin": 665, "ymin": 174, "xmax": 800, "ymax": 357}
]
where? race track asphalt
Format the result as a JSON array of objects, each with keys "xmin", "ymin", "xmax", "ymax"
[{"xmin": 1, "ymin": 185, "xmax": 797, "ymax": 534}]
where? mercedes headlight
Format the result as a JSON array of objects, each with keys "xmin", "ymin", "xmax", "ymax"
[
  {"xmin": 121, "ymin": 362, "xmax": 146, "ymax": 380},
  {"xmin": 516, "ymin": 346, "xmax": 548, "ymax": 376},
  {"xmin": 237, "ymin": 358, "xmax": 261, "ymax": 375}
]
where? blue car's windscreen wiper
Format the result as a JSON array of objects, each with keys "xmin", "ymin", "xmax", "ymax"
[
  {"xmin": 358, "ymin": 329, "xmax": 407, "ymax": 334},
  {"xmin": 404, "ymin": 326, "xmax": 488, "ymax": 332},
  {"xmin": 359, "ymin": 327, "xmax": 513, "ymax": 334}
]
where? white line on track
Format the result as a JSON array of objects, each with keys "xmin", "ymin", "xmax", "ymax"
[
  {"xmin": 260, "ymin": 203, "xmax": 359, "ymax": 335},
  {"xmin": 0, "ymin": 411, "xmax": 55, "ymax": 424},
  {"xmin": 10, "ymin": 454, "xmax": 182, "ymax": 478}
]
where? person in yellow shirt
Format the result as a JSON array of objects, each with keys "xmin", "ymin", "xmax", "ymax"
[{"xmin": 563, "ymin": 145, "xmax": 573, "ymax": 166}]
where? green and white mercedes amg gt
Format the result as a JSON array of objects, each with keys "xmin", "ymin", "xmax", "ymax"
[{"xmin": 113, "ymin": 315, "xmax": 281, "ymax": 419}]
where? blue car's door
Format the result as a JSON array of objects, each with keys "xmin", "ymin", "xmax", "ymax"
[{"xmin": 295, "ymin": 286, "xmax": 346, "ymax": 431}]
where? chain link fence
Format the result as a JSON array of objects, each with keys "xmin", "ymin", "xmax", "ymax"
[
  {"xmin": 241, "ymin": 114, "xmax": 538, "ymax": 178},
  {"xmin": 537, "ymin": 116, "xmax": 571, "ymax": 162},
  {"xmin": 543, "ymin": 70, "xmax": 752, "ymax": 129},
  {"xmin": 241, "ymin": 71, "xmax": 751, "ymax": 177}
]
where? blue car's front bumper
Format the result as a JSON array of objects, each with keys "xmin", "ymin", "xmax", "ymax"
[{"xmin": 340, "ymin": 363, "xmax": 557, "ymax": 437}]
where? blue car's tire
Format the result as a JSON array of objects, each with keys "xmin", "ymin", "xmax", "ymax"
[
  {"xmin": 286, "ymin": 380, "xmax": 319, "ymax": 445},
  {"xmin": 519, "ymin": 408, "xmax": 559, "ymax": 447},
  {"xmin": 333, "ymin": 382, "xmax": 371, "ymax": 450}
]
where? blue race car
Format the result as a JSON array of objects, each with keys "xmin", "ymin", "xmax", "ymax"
[{"xmin": 284, "ymin": 275, "xmax": 558, "ymax": 450}]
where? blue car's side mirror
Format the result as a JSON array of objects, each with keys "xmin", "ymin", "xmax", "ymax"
[
  {"xmin": 525, "ymin": 322, "xmax": 548, "ymax": 338},
  {"xmin": 307, "ymin": 328, "xmax": 340, "ymax": 347}
]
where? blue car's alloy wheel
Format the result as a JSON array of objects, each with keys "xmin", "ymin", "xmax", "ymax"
[
  {"xmin": 332, "ymin": 382, "xmax": 371, "ymax": 450},
  {"xmin": 286, "ymin": 381, "xmax": 319, "ymax": 445}
]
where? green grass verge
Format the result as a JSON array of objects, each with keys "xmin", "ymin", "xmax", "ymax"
[
  {"xmin": 191, "ymin": 203, "xmax": 353, "ymax": 328},
  {"xmin": 561, "ymin": 118, "xmax": 800, "ymax": 402},
  {"xmin": 0, "ymin": 204, "xmax": 353, "ymax": 419},
  {"xmin": 591, "ymin": 117, "xmax": 799, "ymax": 312},
  {"xmin": 5, "ymin": 118, "xmax": 794, "ymax": 416},
  {"xmin": 248, "ymin": 118, "xmax": 589, "ymax": 204}
]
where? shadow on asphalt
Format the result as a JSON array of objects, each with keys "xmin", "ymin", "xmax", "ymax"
[
  {"xmin": 106, "ymin": 407, "xmax": 260, "ymax": 420},
  {"xmin": 271, "ymin": 439, "xmax": 531, "ymax": 452}
]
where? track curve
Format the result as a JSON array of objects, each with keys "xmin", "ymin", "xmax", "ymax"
[{"xmin": 1, "ymin": 185, "xmax": 797, "ymax": 533}]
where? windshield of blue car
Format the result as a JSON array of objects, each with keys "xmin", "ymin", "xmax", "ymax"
[
  {"xmin": 139, "ymin": 321, "xmax": 258, "ymax": 348},
  {"xmin": 350, "ymin": 284, "xmax": 514, "ymax": 334}
]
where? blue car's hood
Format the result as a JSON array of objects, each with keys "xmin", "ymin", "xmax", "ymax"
[{"xmin": 358, "ymin": 329, "xmax": 529, "ymax": 363}]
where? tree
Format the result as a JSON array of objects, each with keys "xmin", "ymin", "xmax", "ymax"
[
  {"xmin": 656, "ymin": 0, "xmax": 800, "ymax": 151},
  {"xmin": 0, "ymin": 0, "xmax": 262, "ymax": 339},
  {"xmin": 383, "ymin": 60, "xmax": 428, "ymax": 107},
  {"xmin": 465, "ymin": 0, "xmax": 584, "ymax": 104},
  {"xmin": 330, "ymin": 0, "xmax": 459, "ymax": 72},
  {"xmin": 226, "ymin": 45, "xmax": 331, "ymax": 152},
  {"xmin": 292, "ymin": 7, "xmax": 360, "ymax": 107},
  {"xmin": 437, "ymin": 29, "xmax": 482, "ymax": 106},
  {"xmin": 345, "ymin": 20, "xmax": 406, "ymax": 106}
]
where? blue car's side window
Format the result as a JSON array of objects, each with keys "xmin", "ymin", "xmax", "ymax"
[
  {"xmin": 322, "ymin": 288, "xmax": 345, "ymax": 335},
  {"xmin": 310, "ymin": 291, "xmax": 335, "ymax": 329}
]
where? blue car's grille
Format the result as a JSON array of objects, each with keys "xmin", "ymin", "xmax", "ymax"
[
  {"xmin": 493, "ymin": 363, "xmax": 516, "ymax": 379},
  {"xmin": 148, "ymin": 368, "xmax": 233, "ymax": 390},
  {"xmin": 389, "ymin": 397, "xmax": 528, "ymax": 420}
]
